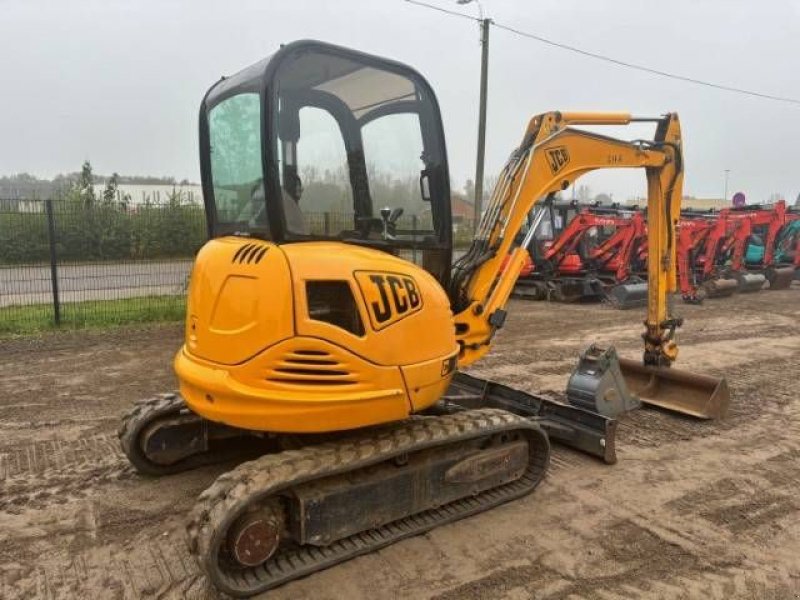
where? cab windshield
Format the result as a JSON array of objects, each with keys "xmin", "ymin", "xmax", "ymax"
[{"xmin": 272, "ymin": 49, "xmax": 446, "ymax": 246}]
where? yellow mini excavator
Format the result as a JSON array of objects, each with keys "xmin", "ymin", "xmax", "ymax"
[{"xmin": 119, "ymin": 41, "xmax": 729, "ymax": 596}]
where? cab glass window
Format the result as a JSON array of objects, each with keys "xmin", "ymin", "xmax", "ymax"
[
  {"xmin": 361, "ymin": 113, "xmax": 432, "ymax": 233},
  {"xmin": 274, "ymin": 50, "xmax": 445, "ymax": 244},
  {"xmin": 208, "ymin": 93, "xmax": 266, "ymax": 233}
]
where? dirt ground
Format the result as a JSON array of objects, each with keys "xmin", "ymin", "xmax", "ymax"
[{"xmin": 1, "ymin": 288, "xmax": 799, "ymax": 599}]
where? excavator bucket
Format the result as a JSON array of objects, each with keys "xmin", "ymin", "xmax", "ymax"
[
  {"xmin": 605, "ymin": 281, "xmax": 648, "ymax": 309},
  {"xmin": 701, "ymin": 277, "xmax": 739, "ymax": 298},
  {"xmin": 766, "ymin": 266, "xmax": 796, "ymax": 290},
  {"xmin": 617, "ymin": 357, "xmax": 730, "ymax": 419},
  {"xmin": 734, "ymin": 272, "xmax": 767, "ymax": 293}
]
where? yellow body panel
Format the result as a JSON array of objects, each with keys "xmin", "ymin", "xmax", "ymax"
[
  {"xmin": 176, "ymin": 238, "xmax": 458, "ymax": 433},
  {"xmin": 186, "ymin": 238, "xmax": 294, "ymax": 365},
  {"xmin": 282, "ymin": 242, "xmax": 456, "ymax": 367}
]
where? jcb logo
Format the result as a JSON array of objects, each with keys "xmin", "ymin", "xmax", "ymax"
[
  {"xmin": 546, "ymin": 146, "xmax": 570, "ymax": 174},
  {"xmin": 354, "ymin": 271, "xmax": 423, "ymax": 330}
]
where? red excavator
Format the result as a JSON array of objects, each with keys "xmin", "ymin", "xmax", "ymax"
[
  {"xmin": 513, "ymin": 200, "xmax": 648, "ymax": 307},
  {"xmin": 726, "ymin": 201, "xmax": 796, "ymax": 290},
  {"xmin": 515, "ymin": 199, "xmax": 796, "ymax": 309},
  {"xmin": 675, "ymin": 209, "xmax": 741, "ymax": 303}
]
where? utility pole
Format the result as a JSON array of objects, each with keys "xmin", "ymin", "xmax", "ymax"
[
  {"xmin": 411, "ymin": 0, "xmax": 491, "ymax": 228},
  {"xmin": 456, "ymin": 0, "xmax": 490, "ymax": 228},
  {"xmin": 474, "ymin": 17, "xmax": 490, "ymax": 227}
]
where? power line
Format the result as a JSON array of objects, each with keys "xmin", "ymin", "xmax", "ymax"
[
  {"xmin": 404, "ymin": 0, "xmax": 478, "ymax": 22},
  {"xmin": 404, "ymin": 0, "xmax": 800, "ymax": 107},
  {"xmin": 492, "ymin": 22, "xmax": 800, "ymax": 106}
]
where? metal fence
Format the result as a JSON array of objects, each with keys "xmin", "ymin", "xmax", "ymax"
[
  {"xmin": 0, "ymin": 199, "xmax": 204, "ymax": 333},
  {"xmin": 0, "ymin": 198, "xmax": 477, "ymax": 334}
]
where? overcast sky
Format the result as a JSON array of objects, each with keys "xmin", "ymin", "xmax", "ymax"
[{"xmin": 2, "ymin": 0, "xmax": 799, "ymax": 203}]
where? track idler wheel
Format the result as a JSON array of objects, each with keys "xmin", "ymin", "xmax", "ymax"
[
  {"xmin": 227, "ymin": 502, "xmax": 284, "ymax": 567},
  {"xmin": 119, "ymin": 395, "xmax": 274, "ymax": 476},
  {"xmin": 118, "ymin": 394, "xmax": 202, "ymax": 476}
]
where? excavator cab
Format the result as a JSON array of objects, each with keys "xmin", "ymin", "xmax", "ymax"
[
  {"xmin": 180, "ymin": 41, "xmax": 471, "ymax": 435},
  {"xmin": 200, "ymin": 40, "xmax": 453, "ymax": 283}
]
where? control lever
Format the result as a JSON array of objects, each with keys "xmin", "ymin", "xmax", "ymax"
[
  {"xmin": 380, "ymin": 207, "xmax": 392, "ymax": 240},
  {"xmin": 380, "ymin": 207, "xmax": 404, "ymax": 240}
]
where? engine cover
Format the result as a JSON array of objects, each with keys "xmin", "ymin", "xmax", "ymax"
[{"xmin": 176, "ymin": 238, "xmax": 459, "ymax": 433}]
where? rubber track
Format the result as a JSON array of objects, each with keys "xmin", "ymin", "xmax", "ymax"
[
  {"xmin": 186, "ymin": 408, "xmax": 550, "ymax": 597},
  {"xmin": 118, "ymin": 393, "xmax": 188, "ymax": 476}
]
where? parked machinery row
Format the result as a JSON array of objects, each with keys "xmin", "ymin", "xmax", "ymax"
[{"xmin": 512, "ymin": 198, "xmax": 800, "ymax": 307}]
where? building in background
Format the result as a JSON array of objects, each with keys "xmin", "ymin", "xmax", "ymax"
[
  {"xmin": 680, "ymin": 197, "xmax": 727, "ymax": 210},
  {"xmin": 113, "ymin": 183, "xmax": 203, "ymax": 205}
]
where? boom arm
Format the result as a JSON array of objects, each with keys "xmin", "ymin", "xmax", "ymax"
[{"xmin": 450, "ymin": 111, "xmax": 683, "ymax": 367}]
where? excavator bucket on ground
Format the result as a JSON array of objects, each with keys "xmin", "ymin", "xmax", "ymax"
[
  {"xmin": 700, "ymin": 276, "xmax": 739, "ymax": 298},
  {"xmin": 617, "ymin": 357, "xmax": 730, "ymax": 419},
  {"xmin": 605, "ymin": 281, "xmax": 648, "ymax": 309},
  {"xmin": 733, "ymin": 272, "xmax": 767, "ymax": 293},
  {"xmin": 766, "ymin": 266, "xmax": 796, "ymax": 290},
  {"xmin": 566, "ymin": 346, "xmax": 729, "ymax": 421}
]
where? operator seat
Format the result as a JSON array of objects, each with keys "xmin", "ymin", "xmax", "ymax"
[{"xmin": 248, "ymin": 182, "xmax": 309, "ymax": 235}]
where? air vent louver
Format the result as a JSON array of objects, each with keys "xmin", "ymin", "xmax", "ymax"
[
  {"xmin": 266, "ymin": 350, "xmax": 358, "ymax": 387},
  {"xmin": 232, "ymin": 243, "xmax": 269, "ymax": 264}
]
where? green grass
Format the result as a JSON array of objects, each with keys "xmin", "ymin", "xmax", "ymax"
[{"xmin": 0, "ymin": 295, "xmax": 186, "ymax": 337}]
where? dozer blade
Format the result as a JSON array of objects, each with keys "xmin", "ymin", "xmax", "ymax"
[
  {"xmin": 605, "ymin": 282, "xmax": 648, "ymax": 309},
  {"xmin": 766, "ymin": 266, "xmax": 796, "ymax": 290},
  {"xmin": 617, "ymin": 358, "xmax": 730, "ymax": 420},
  {"xmin": 734, "ymin": 272, "xmax": 767, "ymax": 293},
  {"xmin": 444, "ymin": 372, "xmax": 618, "ymax": 464},
  {"xmin": 701, "ymin": 277, "xmax": 739, "ymax": 298}
]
